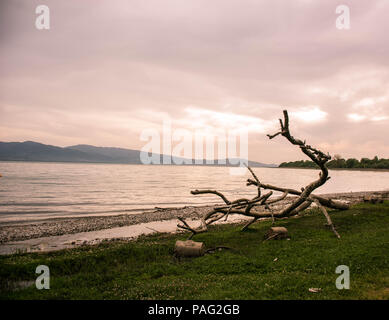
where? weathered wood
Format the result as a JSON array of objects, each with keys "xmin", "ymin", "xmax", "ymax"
[
  {"xmin": 246, "ymin": 180, "xmax": 349, "ymax": 210},
  {"xmin": 174, "ymin": 240, "xmax": 205, "ymax": 257},
  {"xmin": 363, "ymin": 195, "xmax": 383, "ymax": 204},
  {"xmin": 177, "ymin": 110, "xmax": 344, "ymax": 240},
  {"xmin": 314, "ymin": 199, "xmax": 340, "ymax": 239},
  {"xmin": 264, "ymin": 227, "xmax": 288, "ymax": 240}
]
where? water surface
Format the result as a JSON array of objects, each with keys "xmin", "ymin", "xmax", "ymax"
[{"xmin": 1, "ymin": 161, "xmax": 388, "ymax": 223}]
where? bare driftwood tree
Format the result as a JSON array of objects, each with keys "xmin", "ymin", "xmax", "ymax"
[{"xmin": 177, "ymin": 110, "xmax": 349, "ymax": 239}]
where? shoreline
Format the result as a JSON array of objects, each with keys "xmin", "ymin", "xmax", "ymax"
[
  {"xmin": 0, "ymin": 205, "xmax": 213, "ymax": 244},
  {"xmin": 1, "ymin": 190, "xmax": 389, "ymax": 245},
  {"xmin": 278, "ymin": 166, "xmax": 389, "ymax": 172}
]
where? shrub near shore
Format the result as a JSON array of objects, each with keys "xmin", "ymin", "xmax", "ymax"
[{"xmin": 280, "ymin": 156, "xmax": 389, "ymax": 169}]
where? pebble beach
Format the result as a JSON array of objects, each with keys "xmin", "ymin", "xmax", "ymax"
[{"xmin": 1, "ymin": 190, "xmax": 388, "ymax": 245}]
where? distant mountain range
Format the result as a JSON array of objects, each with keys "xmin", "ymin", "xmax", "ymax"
[{"xmin": 0, "ymin": 141, "xmax": 277, "ymax": 167}]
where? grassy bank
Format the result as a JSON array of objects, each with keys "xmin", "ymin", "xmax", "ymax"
[{"xmin": 1, "ymin": 202, "xmax": 389, "ymax": 300}]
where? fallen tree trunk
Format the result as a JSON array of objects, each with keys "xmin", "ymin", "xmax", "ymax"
[
  {"xmin": 245, "ymin": 181, "xmax": 349, "ymax": 210},
  {"xmin": 177, "ymin": 110, "xmax": 345, "ymax": 239}
]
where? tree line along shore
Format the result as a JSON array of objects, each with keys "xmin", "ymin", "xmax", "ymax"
[{"xmin": 279, "ymin": 156, "xmax": 389, "ymax": 170}]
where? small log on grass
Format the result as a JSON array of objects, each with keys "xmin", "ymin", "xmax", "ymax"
[
  {"xmin": 264, "ymin": 227, "xmax": 288, "ymax": 240},
  {"xmin": 174, "ymin": 240, "xmax": 205, "ymax": 257},
  {"xmin": 363, "ymin": 195, "xmax": 382, "ymax": 204}
]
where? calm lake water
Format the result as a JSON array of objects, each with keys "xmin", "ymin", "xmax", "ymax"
[{"xmin": 1, "ymin": 161, "xmax": 389, "ymax": 223}]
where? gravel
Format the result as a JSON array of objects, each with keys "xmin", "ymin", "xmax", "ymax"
[{"xmin": 1, "ymin": 190, "xmax": 388, "ymax": 244}]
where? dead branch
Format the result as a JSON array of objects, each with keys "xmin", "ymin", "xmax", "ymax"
[
  {"xmin": 313, "ymin": 199, "xmax": 341, "ymax": 239},
  {"xmin": 177, "ymin": 110, "xmax": 349, "ymax": 239},
  {"xmin": 246, "ymin": 180, "xmax": 349, "ymax": 210}
]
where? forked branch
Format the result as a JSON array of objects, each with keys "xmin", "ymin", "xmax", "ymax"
[{"xmin": 177, "ymin": 110, "xmax": 348, "ymax": 239}]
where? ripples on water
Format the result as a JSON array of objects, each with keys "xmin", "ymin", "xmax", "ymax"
[{"xmin": 1, "ymin": 161, "xmax": 389, "ymax": 222}]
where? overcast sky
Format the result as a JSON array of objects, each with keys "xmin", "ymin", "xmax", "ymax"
[{"xmin": 0, "ymin": 0, "xmax": 388, "ymax": 164}]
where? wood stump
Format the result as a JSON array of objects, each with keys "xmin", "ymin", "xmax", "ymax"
[
  {"xmin": 174, "ymin": 240, "xmax": 205, "ymax": 257},
  {"xmin": 363, "ymin": 195, "xmax": 383, "ymax": 204},
  {"xmin": 264, "ymin": 227, "xmax": 288, "ymax": 240}
]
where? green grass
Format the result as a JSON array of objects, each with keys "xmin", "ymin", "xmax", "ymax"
[{"xmin": 1, "ymin": 202, "xmax": 389, "ymax": 300}]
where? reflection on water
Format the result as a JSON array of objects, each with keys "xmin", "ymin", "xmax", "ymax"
[{"xmin": 0, "ymin": 161, "xmax": 388, "ymax": 222}]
